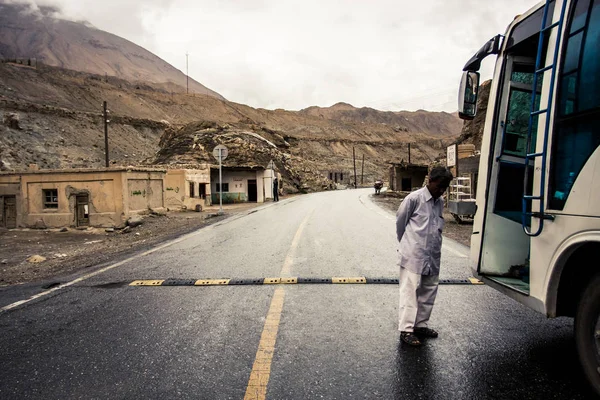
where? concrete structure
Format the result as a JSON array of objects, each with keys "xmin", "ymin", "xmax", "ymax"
[
  {"xmin": 388, "ymin": 162, "xmax": 429, "ymax": 192},
  {"xmin": 164, "ymin": 165, "xmax": 211, "ymax": 211},
  {"xmin": 0, "ymin": 167, "xmax": 166, "ymax": 229},
  {"xmin": 210, "ymin": 166, "xmax": 277, "ymax": 204},
  {"xmin": 323, "ymin": 170, "xmax": 352, "ymax": 185}
]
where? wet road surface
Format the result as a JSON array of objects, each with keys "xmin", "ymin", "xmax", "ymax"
[{"xmin": 0, "ymin": 189, "xmax": 595, "ymax": 399}]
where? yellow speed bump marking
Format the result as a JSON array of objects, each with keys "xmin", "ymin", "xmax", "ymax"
[
  {"xmin": 264, "ymin": 278, "xmax": 281, "ymax": 284},
  {"xmin": 469, "ymin": 277, "xmax": 484, "ymax": 285},
  {"xmin": 129, "ymin": 280, "xmax": 164, "ymax": 286},
  {"xmin": 332, "ymin": 277, "xmax": 367, "ymax": 284},
  {"xmin": 195, "ymin": 279, "xmax": 230, "ymax": 286},
  {"xmin": 280, "ymin": 277, "xmax": 298, "ymax": 284},
  {"xmin": 244, "ymin": 287, "xmax": 285, "ymax": 400}
]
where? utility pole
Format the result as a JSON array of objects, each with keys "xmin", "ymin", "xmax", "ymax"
[
  {"xmin": 103, "ymin": 101, "xmax": 109, "ymax": 167},
  {"xmin": 218, "ymin": 148, "xmax": 223, "ymax": 213},
  {"xmin": 186, "ymin": 52, "xmax": 189, "ymax": 94},
  {"xmin": 361, "ymin": 154, "xmax": 365, "ymax": 185},
  {"xmin": 353, "ymin": 147, "xmax": 357, "ymax": 188}
]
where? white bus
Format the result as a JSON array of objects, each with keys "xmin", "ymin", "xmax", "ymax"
[{"xmin": 458, "ymin": 0, "xmax": 600, "ymax": 394}]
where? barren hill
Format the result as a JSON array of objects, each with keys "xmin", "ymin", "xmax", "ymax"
[
  {"xmin": 0, "ymin": 1, "xmax": 223, "ymax": 99},
  {"xmin": 301, "ymin": 103, "xmax": 462, "ymax": 137},
  {"xmin": 0, "ymin": 62, "xmax": 461, "ymax": 190},
  {"xmin": 0, "ymin": 0, "xmax": 463, "ymax": 191}
]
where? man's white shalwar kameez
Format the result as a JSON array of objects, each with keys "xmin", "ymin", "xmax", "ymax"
[{"xmin": 396, "ymin": 186, "xmax": 445, "ymax": 332}]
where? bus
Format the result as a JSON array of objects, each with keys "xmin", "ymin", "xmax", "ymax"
[{"xmin": 457, "ymin": 0, "xmax": 600, "ymax": 393}]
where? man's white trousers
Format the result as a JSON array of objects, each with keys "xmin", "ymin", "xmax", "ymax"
[{"xmin": 398, "ymin": 267, "xmax": 439, "ymax": 332}]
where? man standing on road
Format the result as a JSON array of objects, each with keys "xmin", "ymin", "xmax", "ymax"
[
  {"xmin": 396, "ymin": 166, "xmax": 453, "ymax": 346},
  {"xmin": 273, "ymin": 177, "xmax": 279, "ymax": 202}
]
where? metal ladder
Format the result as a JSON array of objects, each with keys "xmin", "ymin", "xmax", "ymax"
[{"xmin": 522, "ymin": 0, "xmax": 568, "ymax": 236}]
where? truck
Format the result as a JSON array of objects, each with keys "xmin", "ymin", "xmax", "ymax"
[{"xmin": 457, "ymin": 0, "xmax": 600, "ymax": 394}]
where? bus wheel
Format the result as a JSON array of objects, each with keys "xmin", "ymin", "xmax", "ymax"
[{"xmin": 575, "ymin": 273, "xmax": 600, "ymax": 395}]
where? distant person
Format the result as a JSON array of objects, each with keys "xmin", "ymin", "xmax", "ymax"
[
  {"xmin": 374, "ymin": 180, "xmax": 383, "ymax": 195},
  {"xmin": 396, "ymin": 166, "xmax": 453, "ymax": 346},
  {"xmin": 273, "ymin": 177, "xmax": 279, "ymax": 202}
]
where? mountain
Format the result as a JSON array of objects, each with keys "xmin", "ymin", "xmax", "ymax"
[
  {"xmin": 301, "ymin": 102, "xmax": 463, "ymax": 137},
  {"xmin": 0, "ymin": 1, "xmax": 463, "ymax": 191},
  {"xmin": 0, "ymin": 1, "xmax": 224, "ymax": 99},
  {"xmin": 0, "ymin": 63, "xmax": 462, "ymax": 190}
]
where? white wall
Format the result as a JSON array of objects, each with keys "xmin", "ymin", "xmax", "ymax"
[{"xmin": 211, "ymin": 169, "xmax": 264, "ymax": 202}]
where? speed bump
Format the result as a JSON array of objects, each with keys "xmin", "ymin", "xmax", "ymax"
[
  {"xmin": 129, "ymin": 277, "xmax": 484, "ymax": 287},
  {"xmin": 332, "ymin": 277, "xmax": 366, "ymax": 284},
  {"xmin": 195, "ymin": 279, "xmax": 230, "ymax": 286}
]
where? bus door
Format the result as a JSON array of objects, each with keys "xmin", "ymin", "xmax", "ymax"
[{"xmin": 479, "ymin": 54, "xmax": 542, "ymax": 293}]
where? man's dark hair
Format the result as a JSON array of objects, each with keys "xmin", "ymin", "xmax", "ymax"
[{"xmin": 429, "ymin": 166, "xmax": 453, "ymax": 183}]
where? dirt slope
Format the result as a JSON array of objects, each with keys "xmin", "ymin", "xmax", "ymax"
[{"xmin": 0, "ymin": 62, "xmax": 461, "ymax": 185}]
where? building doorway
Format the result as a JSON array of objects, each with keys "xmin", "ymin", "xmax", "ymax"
[
  {"xmin": 76, "ymin": 195, "xmax": 90, "ymax": 227},
  {"xmin": 248, "ymin": 179, "xmax": 257, "ymax": 202},
  {"xmin": 199, "ymin": 183, "xmax": 206, "ymax": 199},
  {"xmin": 401, "ymin": 178, "xmax": 412, "ymax": 191},
  {"xmin": 2, "ymin": 196, "xmax": 17, "ymax": 228}
]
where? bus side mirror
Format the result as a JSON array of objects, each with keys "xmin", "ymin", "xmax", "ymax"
[{"xmin": 458, "ymin": 71, "xmax": 480, "ymax": 120}]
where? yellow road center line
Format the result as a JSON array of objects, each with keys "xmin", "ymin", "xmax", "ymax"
[
  {"xmin": 244, "ymin": 287, "xmax": 285, "ymax": 400},
  {"xmin": 245, "ymin": 209, "xmax": 313, "ymax": 399}
]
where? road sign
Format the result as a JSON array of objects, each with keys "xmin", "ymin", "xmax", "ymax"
[{"xmin": 212, "ymin": 145, "xmax": 228, "ymax": 161}]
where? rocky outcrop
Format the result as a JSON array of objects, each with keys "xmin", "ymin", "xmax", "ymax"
[{"xmin": 154, "ymin": 121, "xmax": 330, "ymax": 193}]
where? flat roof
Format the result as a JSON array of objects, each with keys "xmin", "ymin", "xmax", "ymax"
[
  {"xmin": 209, "ymin": 165, "xmax": 266, "ymax": 171},
  {"xmin": 0, "ymin": 166, "xmax": 167, "ymax": 176}
]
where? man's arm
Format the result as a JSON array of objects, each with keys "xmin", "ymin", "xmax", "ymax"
[{"xmin": 396, "ymin": 196, "xmax": 415, "ymax": 242}]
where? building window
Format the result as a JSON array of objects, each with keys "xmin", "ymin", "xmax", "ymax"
[
  {"xmin": 43, "ymin": 189, "xmax": 58, "ymax": 209},
  {"xmin": 216, "ymin": 183, "xmax": 229, "ymax": 192},
  {"xmin": 550, "ymin": 0, "xmax": 600, "ymax": 209},
  {"xmin": 189, "ymin": 182, "xmax": 195, "ymax": 198}
]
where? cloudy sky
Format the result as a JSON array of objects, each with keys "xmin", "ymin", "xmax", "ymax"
[{"xmin": 12, "ymin": 0, "xmax": 539, "ymax": 112}]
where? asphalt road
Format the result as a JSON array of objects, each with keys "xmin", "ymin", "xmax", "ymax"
[{"xmin": 0, "ymin": 189, "xmax": 596, "ymax": 399}]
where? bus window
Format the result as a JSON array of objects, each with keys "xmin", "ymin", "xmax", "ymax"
[
  {"xmin": 503, "ymin": 65, "xmax": 542, "ymax": 157},
  {"xmin": 550, "ymin": 0, "xmax": 600, "ymax": 210}
]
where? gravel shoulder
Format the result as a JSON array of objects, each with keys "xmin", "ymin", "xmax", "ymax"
[{"xmin": 0, "ymin": 202, "xmax": 262, "ymax": 287}]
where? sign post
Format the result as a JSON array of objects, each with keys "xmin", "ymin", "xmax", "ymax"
[{"xmin": 212, "ymin": 145, "xmax": 228, "ymax": 214}]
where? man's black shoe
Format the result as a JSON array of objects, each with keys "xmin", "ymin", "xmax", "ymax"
[
  {"xmin": 414, "ymin": 327, "xmax": 438, "ymax": 338},
  {"xmin": 400, "ymin": 332, "xmax": 422, "ymax": 346}
]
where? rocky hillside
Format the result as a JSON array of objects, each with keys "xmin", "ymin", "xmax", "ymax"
[
  {"xmin": 0, "ymin": 1, "xmax": 223, "ymax": 99},
  {"xmin": 0, "ymin": 61, "xmax": 461, "ymax": 189},
  {"xmin": 301, "ymin": 102, "xmax": 462, "ymax": 137}
]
